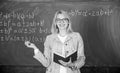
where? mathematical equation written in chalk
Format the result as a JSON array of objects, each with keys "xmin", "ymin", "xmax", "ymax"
[{"xmin": 0, "ymin": 9, "xmax": 51, "ymax": 42}]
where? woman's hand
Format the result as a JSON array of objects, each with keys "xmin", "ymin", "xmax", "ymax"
[
  {"xmin": 59, "ymin": 58, "xmax": 77, "ymax": 70},
  {"xmin": 25, "ymin": 41, "xmax": 36, "ymax": 49},
  {"xmin": 67, "ymin": 63, "xmax": 77, "ymax": 70},
  {"xmin": 58, "ymin": 58, "xmax": 72, "ymax": 67},
  {"xmin": 25, "ymin": 41, "xmax": 39, "ymax": 54}
]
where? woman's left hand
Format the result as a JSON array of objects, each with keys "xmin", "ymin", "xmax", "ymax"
[
  {"xmin": 67, "ymin": 63, "xmax": 77, "ymax": 70},
  {"xmin": 58, "ymin": 58, "xmax": 71, "ymax": 67},
  {"xmin": 59, "ymin": 59, "xmax": 77, "ymax": 70}
]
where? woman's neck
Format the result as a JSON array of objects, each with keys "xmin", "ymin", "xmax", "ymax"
[{"xmin": 59, "ymin": 30, "xmax": 67, "ymax": 37}]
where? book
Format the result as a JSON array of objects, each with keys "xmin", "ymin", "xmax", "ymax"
[{"xmin": 53, "ymin": 51, "xmax": 77, "ymax": 65}]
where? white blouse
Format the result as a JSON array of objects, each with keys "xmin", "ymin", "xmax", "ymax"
[{"xmin": 58, "ymin": 34, "xmax": 68, "ymax": 73}]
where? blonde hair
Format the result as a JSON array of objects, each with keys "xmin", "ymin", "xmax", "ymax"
[{"xmin": 51, "ymin": 10, "xmax": 73, "ymax": 34}]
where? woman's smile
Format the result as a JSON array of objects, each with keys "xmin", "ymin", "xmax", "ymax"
[{"xmin": 57, "ymin": 22, "xmax": 68, "ymax": 30}]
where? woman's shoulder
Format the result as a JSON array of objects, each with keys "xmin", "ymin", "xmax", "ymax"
[
  {"xmin": 45, "ymin": 33, "xmax": 57, "ymax": 39},
  {"xmin": 70, "ymin": 32, "xmax": 81, "ymax": 38}
]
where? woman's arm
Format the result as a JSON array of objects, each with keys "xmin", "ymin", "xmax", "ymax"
[
  {"xmin": 33, "ymin": 36, "xmax": 52, "ymax": 67},
  {"xmin": 74, "ymin": 33, "xmax": 86, "ymax": 69},
  {"xmin": 67, "ymin": 33, "xmax": 85, "ymax": 69}
]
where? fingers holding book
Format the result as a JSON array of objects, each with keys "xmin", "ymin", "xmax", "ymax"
[
  {"xmin": 58, "ymin": 57, "xmax": 72, "ymax": 67},
  {"xmin": 67, "ymin": 63, "xmax": 77, "ymax": 70},
  {"xmin": 58, "ymin": 58, "xmax": 77, "ymax": 70}
]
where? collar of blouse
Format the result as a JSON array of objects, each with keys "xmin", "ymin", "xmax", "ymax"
[{"xmin": 53, "ymin": 33, "xmax": 73, "ymax": 43}]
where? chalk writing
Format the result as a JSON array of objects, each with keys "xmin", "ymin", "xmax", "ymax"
[
  {"xmin": 0, "ymin": 7, "xmax": 50, "ymax": 42},
  {"xmin": 0, "ymin": 35, "xmax": 46, "ymax": 42},
  {"xmin": 0, "ymin": 11, "xmax": 35, "ymax": 20},
  {"xmin": 0, "ymin": 20, "xmax": 44, "ymax": 27},
  {"xmin": 68, "ymin": 9, "xmax": 113, "ymax": 16}
]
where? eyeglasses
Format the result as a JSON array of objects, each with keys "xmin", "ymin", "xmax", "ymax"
[{"xmin": 55, "ymin": 18, "xmax": 69, "ymax": 22}]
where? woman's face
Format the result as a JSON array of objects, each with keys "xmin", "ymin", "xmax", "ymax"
[{"xmin": 56, "ymin": 13, "xmax": 69, "ymax": 31}]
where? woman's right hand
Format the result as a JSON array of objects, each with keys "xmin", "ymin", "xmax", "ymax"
[
  {"xmin": 25, "ymin": 41, "xmax": 40, "ymax": 54},
  {"xmin": 24, "ymin": 41, "xmax": 37, "ymax": 49}
]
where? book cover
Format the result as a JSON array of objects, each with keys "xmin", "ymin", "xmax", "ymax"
[{"xmin": 53, "ymin": 51, "xmax": 77, "ymax": 65}]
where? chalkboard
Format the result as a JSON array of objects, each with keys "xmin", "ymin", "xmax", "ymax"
[{"xmin": 0, "ymin": 1, "xmax": 120, "ymax": 66}]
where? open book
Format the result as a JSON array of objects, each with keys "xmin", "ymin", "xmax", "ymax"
[{"xmin": 53, "ymin": 51, "xmax": 77, "ymax": 65}]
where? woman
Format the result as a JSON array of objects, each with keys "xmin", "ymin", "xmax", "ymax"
[{"xmin": 25, "ymin": 10, "xmax": 85, "ymax": 73}]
